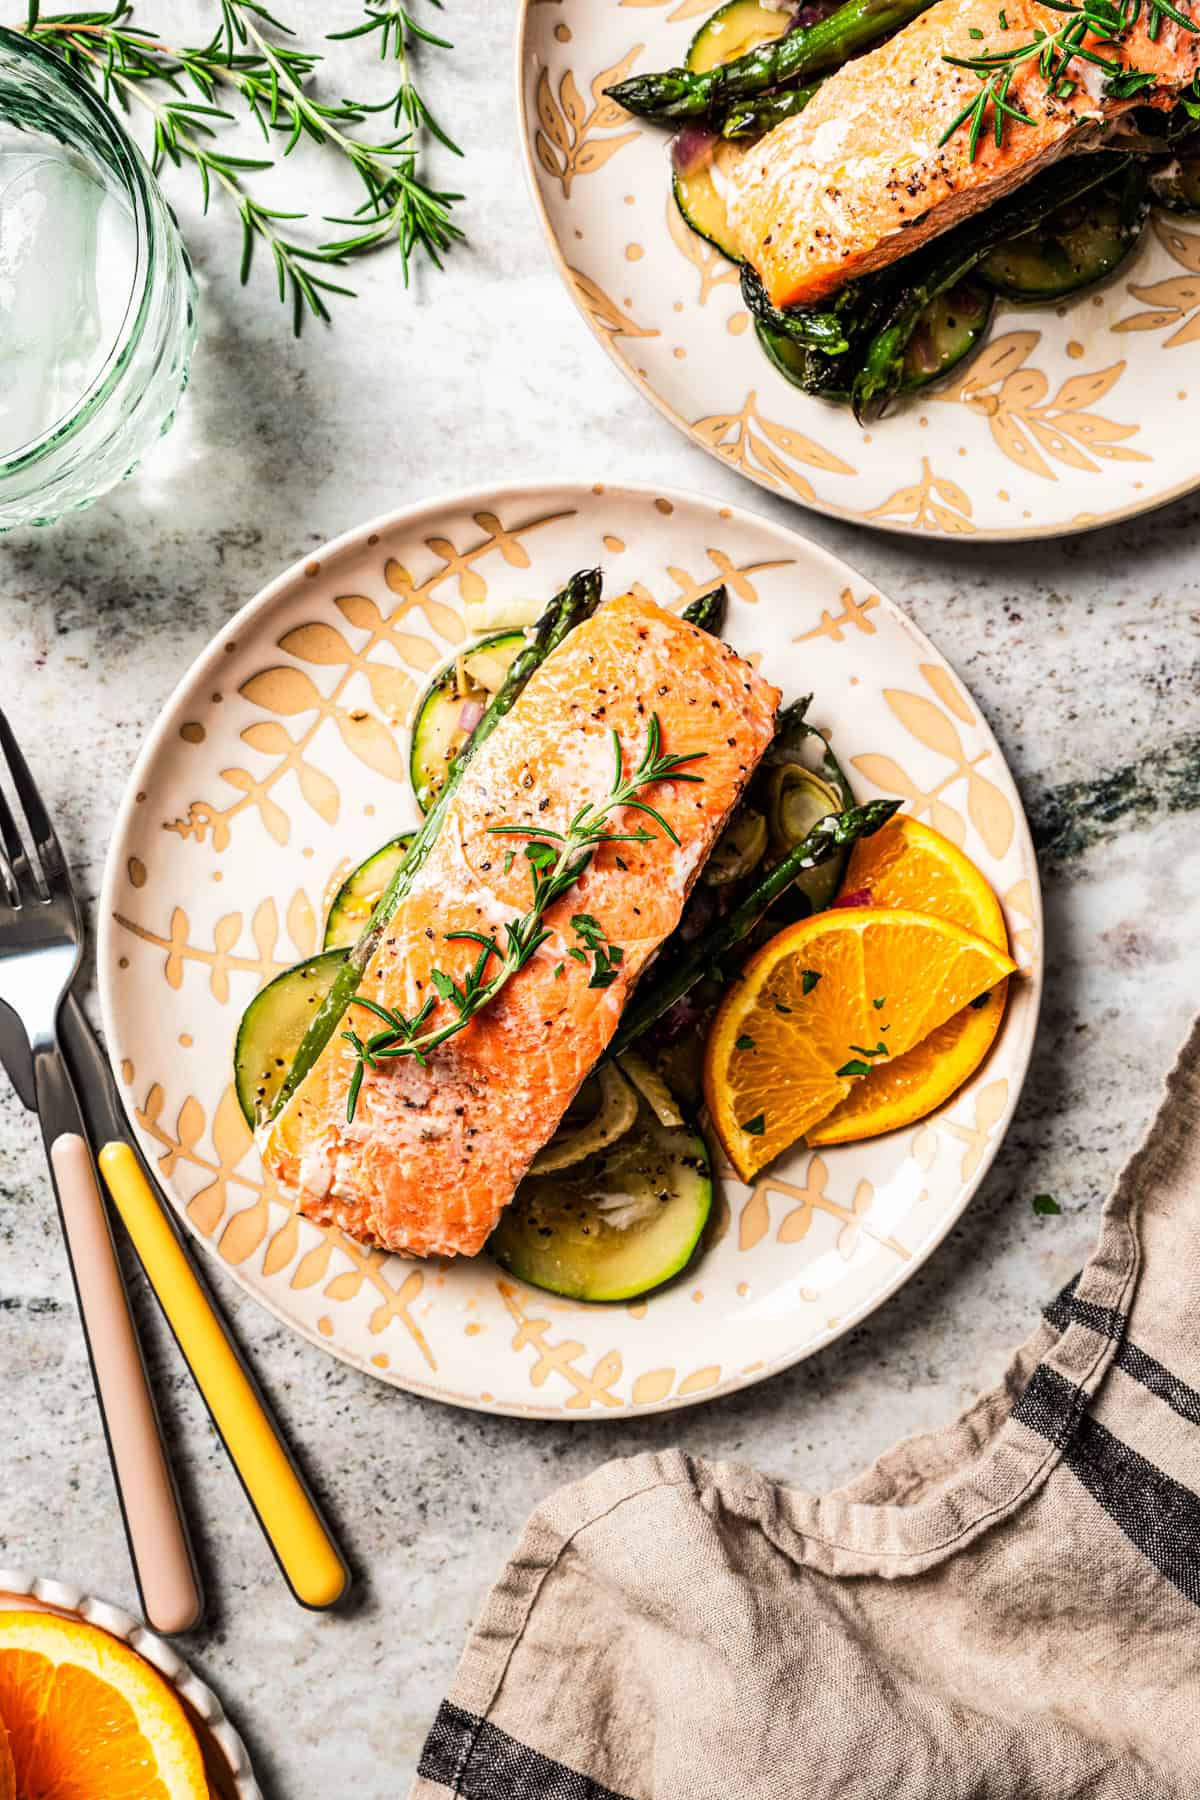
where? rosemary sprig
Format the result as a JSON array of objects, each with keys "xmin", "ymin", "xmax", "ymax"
[
  {"xmin": 940, "ymin": 0, "xmax": 1197, "ymax": 158},
  {"xmin": 19, "ymin": 0, "xmax": 463, "ymax": 330},
  {"xmin": 339, "ymin": 717, "xmax": 706, "ymax": 1122}
]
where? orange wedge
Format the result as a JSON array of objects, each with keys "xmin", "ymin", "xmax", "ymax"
[
  {"xmin": 809, "ymin": 816, "xmax": 1011, "ymax": 1146},
  {"xmin": 703, "ymin": 907, "xmax": 1016, "ymax": 1180},
  {"xmin": 0, "ymin": 1611, "xmax": 207, "ymax": 1800}
]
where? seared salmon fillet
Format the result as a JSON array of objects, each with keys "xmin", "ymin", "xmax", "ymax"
[
  {"xmin": 724, "ymin": 0, "xmax": 1200, "ymax": 307},
  {"xmin": 262, "ymin": 592, "xmax": 780, "ymax": 1257}
]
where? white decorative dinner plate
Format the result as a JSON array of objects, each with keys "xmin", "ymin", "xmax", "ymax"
[
  {"xmin": 516, "ymin": 3, "xmax": 1200, "ymax": 540},
  {"xmin": 100, "ymin": 483, "xmax": 1042, "ymax": 1418},
  {"xmin": 0, "ymin": 1568, "xmax": 260, "ymax": 1800}
]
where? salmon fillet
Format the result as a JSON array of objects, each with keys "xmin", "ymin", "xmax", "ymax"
[
  {"xmin": 262, "ymin": 592, "xmax": 780, "ymax": 1257},
  {"xmin": 724, "ymin": 0, "xmax": 1200, "ymax": 307}
]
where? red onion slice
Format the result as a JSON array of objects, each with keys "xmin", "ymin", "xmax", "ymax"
[
  {"xmin": 671, "ymin": 123, "xmax": 718, "ymax": 178},
  {"xmin": 458, "ymin": 697, "xmax": 485, "ymax": 732}
]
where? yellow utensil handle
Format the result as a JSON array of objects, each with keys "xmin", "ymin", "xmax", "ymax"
[{"xmin": 99, "ymin": 1142, "xmax": 349, "ymax": 1610}]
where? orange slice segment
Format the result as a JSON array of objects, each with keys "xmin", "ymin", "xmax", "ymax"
[
  {"xmin": 0, "ymin": 1611, "xmax": 207, "ymax": 1800},
  {"xmin": 809, "ymin": 816, "xmax": 1011, "ymax": 1146},
  {"xmin": 837, "ymin": 814, "xmax": 1005, "ymax": 938},
  {"xmin": 703, "ymin": 906, "xmax": 1016, "ymax": 1180}
]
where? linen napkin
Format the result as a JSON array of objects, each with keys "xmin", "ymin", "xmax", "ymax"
[{"xmin": 413, "ymin": 1020, "xmax": 1200, "ymax": 1800}]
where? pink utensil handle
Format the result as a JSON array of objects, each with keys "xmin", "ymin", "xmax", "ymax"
[{"xmin": 49, "ymin": 1133, "xmax": 202, "ymax": 1635}]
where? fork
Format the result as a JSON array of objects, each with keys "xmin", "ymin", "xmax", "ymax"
[{"xmin": 0, "ymin": 710, "xmax": 203, "ymax": 1635}]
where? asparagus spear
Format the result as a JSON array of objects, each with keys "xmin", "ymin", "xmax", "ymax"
[
  {"xmin": 682, "ymin": 583, "xmax": 728, "ymax": 635},
  {"xmin": 739, "ymin": 265, "xmax": 852, "ymax": 356},
  {"xmin": 607, "ymin": 0, "xmax": 933, "ymax": 124},
  {"xmin": 852, "ymin": 155, "xmax": 1130, "ymax": 421},
  {"xmin": 272, "ymin": 568, "xmax": 604, "ymax": 1117},
  {"xmin": 609, "ymin": 798, "xmax": 901, "ymax": 1053},
  {"xmin": 720, "ymin": 81, "xmax": 822, "ymax": 139}
]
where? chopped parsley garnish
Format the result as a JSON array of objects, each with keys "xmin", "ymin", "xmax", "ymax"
[
  {"xmin": 554, "ymin": 963, "xmax": 565, "ymax": 979},
  {"xmin": 873, "ymin": 996, "xmax": 886, "ymax": 1010},
  {"xmin": 802, "ymin": 969, "xmax": 821, "ymax": 995},
  {"xmin": 837, "ymin": 1059, "xmax": 873, "ymax": 1078},
  {"xmin": 735, "ymin": 1034, "xmax": 756, "ymax": 1051},
  {"xmin": 775, "ymin": 1002, "xmax": 792, "ymax": 1015},
  {"xmin": 969, "ymin": 23, "xmax": 985, "ymax": 34},
  {"xmin": 849, "ymin": 1042, "xmax": 888, "ymax": 1058},
  {"xmin": 503, "ymin": 850, "xmax": 515, "ymax": 875},
  {"xmin": 970, "ymin": 991, "xmax": 991, "ymax": 1009},
  {"xmin": 1032, "ymin": 1193, "xmax": 1062, "ymax": 1216},
  {"xmin": 742, "ymin": 1113, "xmax": 765, "ymax": 1136}
]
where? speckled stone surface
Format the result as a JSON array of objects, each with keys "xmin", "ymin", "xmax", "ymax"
[{"xmin": 1, "ymin": 6, "xmax": 1198, "ymax": 1794}]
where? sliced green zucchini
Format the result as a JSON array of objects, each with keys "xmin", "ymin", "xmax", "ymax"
[
  {"xmin": 755, "ymin": 317, "xmax": 849, "ymax": 400},
  {"xmin": 978, "ymin": 172, "xmax": 1150, "ymax": 300},
  {"xmin": 1150, "ymin": 152, "xmax": 1200, "ymax": 215},
  {"xmin": 686, "ymin": 0, "xmax": 791, "ymax": 73},
  {"xmin": 672, "ymin": 139, "xmax": 747, "ymax": 262},
  {"xmin": 530, "ymin": 1066, "xmax": 638, "ymax": 1175},
  {"xmin": 901, "ymin": 280, "xmax": 993, "ymax": 391},
  {"xmin": 324, "ymin": 835, "xmax": 412, "ymax": 951},
  {"xmin": 234, "ymin": 949, "xmax": 346, "ymax": 1129},
  {"xmin": 409, "ymin": 630, "xmax": 525, "ymax": 813},
  {"xmin": 702, "ymin": 805, "xmax": 767, "ymax": 886},
  {"xmin": 490, "ymin": 1094, "xmax": 712, "ymax": 1303},
  {"xmin": 671, "ymin": 4, "xmax": 779, "ymax": 259}
]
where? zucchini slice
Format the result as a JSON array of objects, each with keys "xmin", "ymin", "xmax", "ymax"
[
  {"xmin": 978, "ymin": 172, "xmax": 1150, "ymax": 300},
  {"xmin": 409, "ymin": 630, "xmax": 525, "ymax": 813},
  {"xmin": 671, "ymin": 1, "xmax": 785, "ymax": 259},
  {"xmin": 672, "ymin": 141, "xmax": 746, "ymax": 263},
  {"xmin": 324, "ymin": 835, "xmax": 412, "ymax": 951},
  {"xmin": 755, "ymin": 318, "xmax": 849, "ymax": 400},
  {"xmin": 234, "ymin": 949, "xmax": 345, "ymax": 1129},
  {"xmin": 1150, "ymin": 152, "xmax": 1200, "ymax": 215},
  {"xmin": 900, "ymin": 281, "xmax": 993, "ymax": 391},
  {"xmin": 686, "ymin": 0, "xmax": 791, "ymax": 72},
  {"xmin": 490, "ymin": 1093, "xmax": 712, "ymax": 1303}
]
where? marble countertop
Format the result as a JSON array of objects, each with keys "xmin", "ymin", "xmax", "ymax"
[{"xmin": 2, "ymin": 4, "xmax": 1198, "ymax": 1793}]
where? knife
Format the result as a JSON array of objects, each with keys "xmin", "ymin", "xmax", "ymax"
[{"xmin": 60, "ymin": 991, "xmax": 351, "ymax": 1612}]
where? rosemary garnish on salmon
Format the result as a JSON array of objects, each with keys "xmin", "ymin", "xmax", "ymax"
[
  {"xmin": 940, "ymin": 0, "xmax": 1198, "ymax": 157},
  {"xmin": 339, "ymin": 715, "xmax": 706, "ymax": 1121}
]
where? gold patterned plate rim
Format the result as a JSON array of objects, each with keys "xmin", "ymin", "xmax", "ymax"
[
  {"xmin": 513, "ymin": 2, "xmax": 1200, "ymax": 542},
  {"xmin": 98, "ymin": 480, "xmax": 1043, "ymax": 1419}
]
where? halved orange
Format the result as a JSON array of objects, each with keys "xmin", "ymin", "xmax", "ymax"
[
  {"xmin": 809, "ymin": 816, "xmax": 1011, "ymax": 1146},
  {"xmin": 703, "ymin": 907, "xmax": 1016, "ymax": 1180},
  {"xmin": 0, "ymin": 1611, "xmax": 207, "ymax": 1800}
]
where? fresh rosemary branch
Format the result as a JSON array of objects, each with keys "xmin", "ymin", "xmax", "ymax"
[
  {"xmin": 19, "ymin": 1, "xmax": 464, "ymax": 331},
  {"xmin": 339, "ymin": 716, "xmax": 706, "ymax": 1122},
  {"xmin": 940, "ymin": 0, "xmax": 1197, "ymax": 158}
]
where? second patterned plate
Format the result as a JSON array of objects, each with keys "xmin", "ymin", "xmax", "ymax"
[
  {"xmin": 516, "ymin": 2, "xmax": 1200, "ymax": 539},
  {"xmin": 99, "ymin": 482, "xmax": 1041, "ymax": 1418}
]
